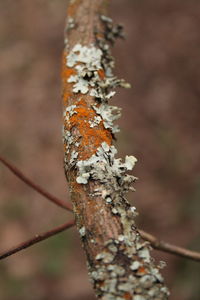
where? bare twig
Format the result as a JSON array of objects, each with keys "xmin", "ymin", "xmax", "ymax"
[
  {"xmin": 0, "ymin": 216, "xmax": 199, "ymax": 262},
  {"xmin": 0, "ymin": 156, "xmax": 72, "ymax": 212},
  {"xmin": 0, "ymin": 220, "xmax": 75, "ymax": 260},
  {"xmin": 139, "ymin": 229, "xmax": 200, "ymax": 262}
]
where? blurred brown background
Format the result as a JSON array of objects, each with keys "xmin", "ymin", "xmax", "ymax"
[{"xmin": 0, "ymin": 0, "xmax": 200, "ymax": 299}]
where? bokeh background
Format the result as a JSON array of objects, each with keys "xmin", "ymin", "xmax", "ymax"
[{"xmin": 0, "ymin": 0, "xmax": 200, "ymax": 299}]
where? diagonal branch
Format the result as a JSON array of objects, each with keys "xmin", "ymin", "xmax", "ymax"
[
  {"xmin": 0, "ymin": 156, "xmax": 72, "ymax": 212},
  {"xmin": 139, "ymin": 229, "xmax": 200, "ymax": 262},
  {"xmin": 0, "ymin": 220, "xmax": 75, "ymax": 260}
]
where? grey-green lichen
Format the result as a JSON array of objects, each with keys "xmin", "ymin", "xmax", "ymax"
[
  {"xmin": 76, "ymin": 142, "xmax": 137, "ymax": 193},
  {"xmin": 89, "ymin": 232, "xmax": 169, "ymax": 299},
  {"xmin": 86, "ymin": 184, "xmax": 169, "ymax": 299}
]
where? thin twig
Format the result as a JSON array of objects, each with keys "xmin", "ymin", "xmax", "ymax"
[
  {"xmin": 0, "ymin": 220, "xmax": 75, "ymax": 260},
  {"xmin": 0, "ymin": 156, "xmax": 72, "ymax": 212},
  {"xmin": 139, "ymin": 229, "xmax": 200, "ymax": 262},
  {"xmin": 0, "ymin": 219, "xmax": 199, "ymax": 262}
]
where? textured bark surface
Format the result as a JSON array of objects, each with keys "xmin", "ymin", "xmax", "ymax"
[{"xmin": 62, "ymin": 0, "xmax": 169, "ymax": 298}]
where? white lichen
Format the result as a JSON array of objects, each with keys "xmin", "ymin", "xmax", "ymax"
[
  {"xmin": 158, "ymin": 261, "xmax": 167, "ymax": 269},
  {"xmin": 138, "ymin": 248, "xmax": 151, "ymax": 263},
  {"xmin": 63, "ymin": 105, "xmax": 77, "ymax": 119},
  {"xmin": 107, "ymin": 265, "xmax": 125, "ymax": 278},
  {"xmin": 79, "ymin": 226, "xmax": 86, "ymax": 237},
  {"xmin": 63, "ymin": 130, "xmax": 74, "ymax": 147},
  {"xmin": 72, "ymin": 78, "xmax": 89, "ymax": 94},
  {"xmin": 77, "ymin": 172, "xmax": 90, "ymax": 184},
  {"xmin": 151, "ymin": 267, "xmax": 164, "ymax": 282},
  {"xmin": 95, "ymin": 252, "xmax": 114, "ymax": 263},
  {"xmin": 134, "ymin": 296, "xmax": 146, "ymax": 300},
  {"xmin": 111, "ymin": 208, "xmax": 118, "ymax": 215},
  {"xmin": 89, "ymin": 115, "xmax": 102, "ymax": 128},
  {"xmin": 70, "ymin": 150, "xmax": 78, "ymax": 165},
  {"xmin": 130, "ymin": 206, "xmax": 136, "ymax": 213},
  {"xmin": 67, "ymin": 44, "xmax": 102, "ymax": 69},
  {"xmin": 100, "ymin": 15, "xmax": 113, "ymax": 24},
  {"xmin": 107, "ymin": 244, "xmax": 118, "ymax": 253},
  {"xmin": 118, "ymin": 282, "xmax": 133, "ymax": 292},
  {"xmin": 125, "ymin": 155, "xmax": 138, "ymax": 170},
  {"xmin": 106, "ymin": 197, "xmax": 112, "ymax": 204},
  {"xmin": 118, "ymin": 235, "xmax": 125, "ymax": 242},
  {"xmin": 76, "ymin": 142, "xmax": 137, "ymax": 193},
  {"xmin": 130, "ymin": 261, "xmax": 141, "ymax": 271},
  {"xmin": 93, "ymin": 104, "xmax": 121, "ymax": 133}
]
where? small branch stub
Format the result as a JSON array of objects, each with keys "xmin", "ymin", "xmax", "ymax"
[{"xmin": 62, "ymin": 0, "xmax": 169, "ymax": 299}]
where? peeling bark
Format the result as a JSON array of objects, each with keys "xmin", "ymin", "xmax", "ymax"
[{"xmin": 62, "ymin": 0, "xmax": 169, "ymax": 299}]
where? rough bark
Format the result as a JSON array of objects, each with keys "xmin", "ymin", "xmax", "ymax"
[{"xmin": 62, "ymin": 0, "xmax": 169, "ymax": 299}]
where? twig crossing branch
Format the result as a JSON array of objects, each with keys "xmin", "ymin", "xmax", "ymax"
[{"xmin": 1, "ymin": 155, "xmax": 199, "ymax": 263}]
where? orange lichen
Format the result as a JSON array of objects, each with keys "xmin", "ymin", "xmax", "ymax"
[
  {"xmin": 65, "ymin": 98, "xmax": 112, "ymax": 160},
  {"xmin": 123, "ymin": 293, "xmax": 132, "ymax": 300},
  {"xmin": 62, "ymin": 66, "xmax": 76, "ymax": 80},
  {"xmin": 62, "ymin": 52, "xmax": 76, "ymax": 80},
  {"xmin": 95, "ymin": 32, "xmax": 104, "ymax": 40},
  {"xmin": 61, "ymin": 36, "xmax": 112, "ymax": 161},
  {"xmin": 67, "ymin": 0, "xmax": 81, "ymax": 18},
  {"xmin": 137, "ymin": 266, "xmax": 147, "ymax": 275},
  {"xmin": 97, "ymin": 69, "xmax": 105, "ymax": 80},
  {"xmin": 62, "ymin": 52, "xmax": 77, "ymax": 106}
]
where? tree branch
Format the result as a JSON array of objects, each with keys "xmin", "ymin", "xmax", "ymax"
[
  {"xmin": 62, "ymin": 0, "xmax": 169, "ymax": 298},
  {"xmin": 0, "ymin": 156, "xmax": 72, "ymax": 212},
  {"xmin": 139, "ymin": 229, "xmax": 200, "ymax": 262},
  {"xmin": 0, "ymin": 220, "xmax": 75, "ymax": 260}
]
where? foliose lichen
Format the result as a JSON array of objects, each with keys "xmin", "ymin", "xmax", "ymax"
[
  {"xmin": 76, "ymin": 142, "xmax": 137, "ymax": 195},
  {"xmin": 65, "ymin": 38, "xmax": 130, "ymax": 134}
]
